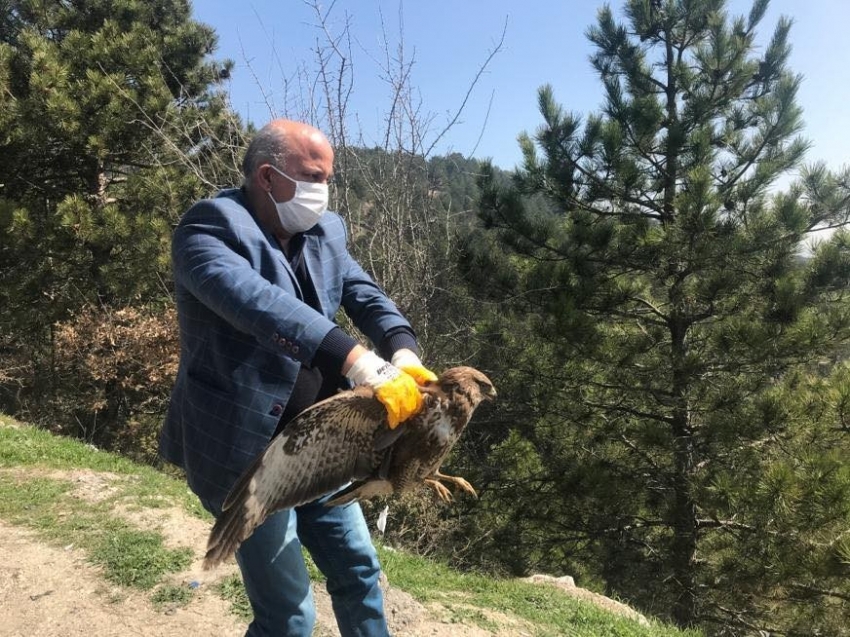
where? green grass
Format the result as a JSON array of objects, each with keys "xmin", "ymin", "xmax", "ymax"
[
  {"xmin": 377, "ymin": 545, "xmax": 701, "ymax": 637},
  {"xmin": 0, "ymin": 414, "xmax": 207, "ymax": 519},
  {"xmin": 151, "ymin": 583, "xmax": 195, "ymax": 610},
  {"xmin": 91, "ymin": 528, "xmax": 193, "ymax": 589},
  {"xmin": 0, "ymin": 471, "xmax": 192, "ymax": 590},
  {"xmin": 0, "ymin": 415, "xmax": 702, "ymax": 636},
  {"xmin": 0, "ymin": 416, "xmax": 197, "ymax": 598},
  {"xmin": 215, "ymin": 574, "xmax": 253, "ymax": 620}
]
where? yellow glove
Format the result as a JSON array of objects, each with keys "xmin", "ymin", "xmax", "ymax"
[
  {"xmin": 373, "ymin": 373, "xmax": 423, "ymax": 429},
  {"xmin": 345, "ymin": 351, "xmax": 424, "ymax": 428},
  {"xmin": 391, "ymin": 350, "xmax": 438, "ymax": 385}
]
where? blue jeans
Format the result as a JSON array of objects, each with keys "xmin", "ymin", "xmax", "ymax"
[{"xmin": 201, "ymin": 493, "xmax": 390, "ymax": 637}]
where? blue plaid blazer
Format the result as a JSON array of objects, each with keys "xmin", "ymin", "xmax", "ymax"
[{"xmin": 160, "ymin": 188, "xmax": 413, "ymax": 504}]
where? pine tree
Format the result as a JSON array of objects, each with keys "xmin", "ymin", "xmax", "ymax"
[
  {"xmin": 0, "ymin": 1, "xmax": 244, "ymax": 436},
  {"xmin": 464, "ymin": 0, "xmax": 850, "ymax": 632}
]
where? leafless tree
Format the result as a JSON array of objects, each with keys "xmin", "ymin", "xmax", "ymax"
[{"xmin": 265, "ymin": 1, "xmax": 506, "ymax": 349}]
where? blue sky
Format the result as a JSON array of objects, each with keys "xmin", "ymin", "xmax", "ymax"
[{"xmin": 192, "ymin": 0, "xmax": 850, "ymax": 174}]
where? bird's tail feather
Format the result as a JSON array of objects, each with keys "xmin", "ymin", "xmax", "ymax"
[{"xmin": 203, "ymin": 494, "xmax": 266, "ymax": 570}]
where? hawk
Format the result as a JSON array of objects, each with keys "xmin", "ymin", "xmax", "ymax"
[{"xmin": 203, "ymin": 366, "xmax": 495, "ymax": 569}]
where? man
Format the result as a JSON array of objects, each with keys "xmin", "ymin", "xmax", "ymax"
[{"xmin": 160, "ymin": 119, "xmax": 435, "ymax": 636}]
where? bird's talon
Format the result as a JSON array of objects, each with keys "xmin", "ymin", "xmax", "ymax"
[{"xmin": 425, "ymin": 479, "xmax": 454, "ymax": 502}]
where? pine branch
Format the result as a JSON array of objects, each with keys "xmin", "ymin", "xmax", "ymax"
[
  {"xmin": 723, "ymin": 96, "xmax": 798, "ymax": 195},
  {"xmin": 582, "ymin": 399, "xmax": 674, "ymax": 425},
  {"xmin": 788, "ymin": 582, "xmax": 850, "ymax": 603},
  {"xmin": 563, "ymin": 159, "xmax": 664, "ymax": 219},
  {"xmin": 618, "ymin": 433, "xmax": 664, "ymax": 473},
  {"xmin": 708, "ymin": 603, "xmax": 783, "ymax": 636},
  {"xmin": 695, "ymin": 518, "xmax": 759, "ymax": 533},
  {"xmin": 629, "ymin": 295, "xmax": 668, "ymax": 321}
]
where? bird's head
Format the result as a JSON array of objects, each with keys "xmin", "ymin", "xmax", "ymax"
[{"xmin": 434, "ymin": 366, "xmax": 496, "ymax": 407}]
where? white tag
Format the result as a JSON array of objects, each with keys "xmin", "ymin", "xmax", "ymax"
[{"xmin": 376, "ymin": 505, "xmax": 389, "ymax": 534}]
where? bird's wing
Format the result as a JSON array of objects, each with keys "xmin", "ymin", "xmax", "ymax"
[{"xmin": 204, "ymin": 387, "xmax": 388, "ymax": 569}]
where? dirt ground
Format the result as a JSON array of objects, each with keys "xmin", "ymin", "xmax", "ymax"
[
  {"xmin": 0, "ymin": 469, "xmax": 648, "ymax": 636},
  {"xmin": 0, "ymin": 470, "xmax": 528, "ymax": 637}
]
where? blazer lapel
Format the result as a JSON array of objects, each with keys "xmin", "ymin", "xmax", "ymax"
[
  {"xmin": 264, "ymin": 228, "xmax": 303, "ymax": 299},
  {"xmin": 244, "ymin": 193, "xmax": 303, "ymax": 298},
  {"xmin": 301, "ymin": 234, "xmax": 326, "ymax": 316}
]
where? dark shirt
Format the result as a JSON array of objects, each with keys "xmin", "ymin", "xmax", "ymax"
[
  {"xmin": 275, "ymin": 233, "xmax": 341, "ymax": 435},
  {"xmin": 274, "ymin": 233, "xmax": 418, "ymax": 435}
]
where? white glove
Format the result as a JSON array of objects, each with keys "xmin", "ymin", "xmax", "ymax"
[{"xmin": 391, "ymin": 350, "xmax": 438, "ymax": 386}]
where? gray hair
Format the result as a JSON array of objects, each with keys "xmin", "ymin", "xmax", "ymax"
[{"xmin": 241, "ymin": 124, "xmax": 290, "ymax": 179}]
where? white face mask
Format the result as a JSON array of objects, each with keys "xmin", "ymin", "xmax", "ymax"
[{"xmin": 267, "ymin": 165, "xmax": 329, "ymax": 234}]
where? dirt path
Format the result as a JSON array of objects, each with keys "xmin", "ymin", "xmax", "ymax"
[
  {"xmin": 0, "ymin": 468, "xmax": 647, "ymax": 636},
  {"xmin": 0, "ymin": 521, "xmax": 245, "ymax": 636},
  {"xmin": 0, "ymin": 470, "xmax": 521, "ymax": 637}
]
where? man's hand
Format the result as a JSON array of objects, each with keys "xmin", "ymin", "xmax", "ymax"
[
  {"xmin": 345, "ymin": 351, "xmax": 423, "ymax": 428},
  {"xmin": 391, "ymin": 349, "xmax": 438, "ymax": 386}
]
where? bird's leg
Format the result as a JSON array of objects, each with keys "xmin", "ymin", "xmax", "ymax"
[
  {"xmin": 378, "ymin": 446, "xmax": 394, "ymax": 480},
  {"xmin": 423, "ymin": 473, "xmax": 478, "ymax": 502},
  {"xmin": 423, "ymin": 478, "xmax": 454, "ymax": 502},
  {"xmin": 433, "ymin": 471, "xmax": 478, "ymax": 498}
]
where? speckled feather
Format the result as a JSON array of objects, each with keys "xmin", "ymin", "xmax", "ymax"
[{"xmin": 203, "ymin": 366, "xmax": 495, "ymax": 569}]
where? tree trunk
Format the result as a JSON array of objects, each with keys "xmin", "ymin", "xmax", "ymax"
[{"xmin": 669, "ymin": 315, "xmax": 698, "ymax": 627}]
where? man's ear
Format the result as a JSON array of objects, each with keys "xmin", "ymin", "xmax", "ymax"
[{"xmin": 258, "ymin": 164, "xmax": 273, "ymax": 191}]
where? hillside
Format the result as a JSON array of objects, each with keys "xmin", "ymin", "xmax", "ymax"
[{"xmin": 0, "ymin": 416, "xmax": 699, "ymax": 637}]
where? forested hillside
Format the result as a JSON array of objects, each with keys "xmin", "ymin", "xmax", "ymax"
[{"xmin": 2, "ymin": 1, "xmax": 850, "ymax": 635}]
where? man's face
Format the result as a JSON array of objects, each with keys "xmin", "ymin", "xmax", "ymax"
[{"xmin": 266, "ymin": 131, "xmax": 334, "ymax": 204}]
